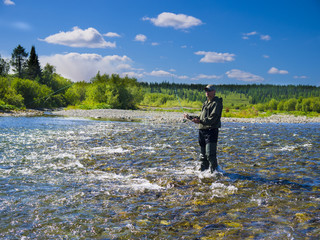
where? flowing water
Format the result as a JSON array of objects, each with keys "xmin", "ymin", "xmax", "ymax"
[{"xmin": 0, "ymin": 116, "xmax": 319, "ymax": 239}]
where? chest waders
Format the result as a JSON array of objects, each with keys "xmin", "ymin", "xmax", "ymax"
[{"xmin": 199, "ymin": 128, "xmax": 218, "ymax": 173}]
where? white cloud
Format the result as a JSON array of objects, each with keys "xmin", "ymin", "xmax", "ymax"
[
  {"xmin": 40, "ymin": 53, "xmax": 133, "ymax": 82},
  {"xmin": 262, "ymin": 54, "xmax": 270, "ymax": 59},
  {"xmin": 143, "ymin": 12, "xmax": 202, "ymax": 30},
  {"xmin": 192, "ymin": 74, "xmax": 221, "ymax": 80},
  {"xmin": 121, "ymin": 71, "xmax": 144, "ymax": 79},
  {"xmin": 226, "ymin": 69, "xmax": 264, "ymax": 82},
  {"xmin": 4, "ymin": 0, "xmax": 15, "ymax": 5},
  {"xmin": 151, "ymin": 42, "xmax": 159, "ymax": 46},
  {"xmin": 149, "ymin": 70, "xmax": 172, "ymax": 77},
  {"xmin": 195, "ymin": 51, "xmax": 235, "ymax": 63},
  {"xmin": 242, "ymin": 31, "xmax": 258, "ymax": 39},
  {"xmin": 177, "ymin": 75, "xmax": 189, "ymax": 80},
  {"xmin": 260, "ymin": 34, "xmax": 271, "ymax": 41},
  {"xmin": 104, "ymin": 32, "xmax": 121, "ymax": 38},
  {"xmin": 40, "ymin": 27, "xmax": 116, "ymax": 48},
  {"xmin": 268, "ymin": 67, "xmax": 288, "ymax": 74},
  {"xmin": 135, "ymin": 34, "xmax": 147, "ymax": 42},
  {"xmin": 242, "ymin": 31, "xmax": 271, "ymax": 41},
  {"xmin": 293, "ymin": 75, "xmax": 308, "ymax": 79}
]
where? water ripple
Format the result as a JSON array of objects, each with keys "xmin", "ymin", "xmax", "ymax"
[{"xmin": 0, "ymin": 117, "xmax": 319, "ymax": 239}]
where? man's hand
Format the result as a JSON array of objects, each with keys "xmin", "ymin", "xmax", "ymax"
[
  {"xmin": 184, "ymin": 114, "xmax": 200, "ymax": 123},
  {"xmin": 184, "ymin": 114, "xmax": 193, "ymax": 120},
  {"xmin": 192, "ymin": 117, "xmax": 200, "ymax": 124}
]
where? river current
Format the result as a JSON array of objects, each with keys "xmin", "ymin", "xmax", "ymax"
[{"xmin": 0, "ymin": 116, "xmax": 319, "ymax": 239}]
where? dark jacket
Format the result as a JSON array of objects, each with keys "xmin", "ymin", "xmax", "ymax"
[{"xmin": 199, "ymin": 96, "xmax": 223, "ymax": 129}]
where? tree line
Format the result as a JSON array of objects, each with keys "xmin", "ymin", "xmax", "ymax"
[
  {"xmin": 0, "ymin": 45, "xmax": 72, "ymax": 109},
  {"xmin": 140, "ymin": 82, "xmax": 320, "ymax": 113},
  {"xmin": 1, "ymin": 45, "xmax": 319, "ymax": 114},
  {"xmin": 0, "ymin": 45, "xmax": 142, "ymax": 110}
]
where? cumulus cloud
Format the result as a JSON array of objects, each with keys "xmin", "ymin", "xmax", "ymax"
[
  {"xmin": 195, "ymin": 51, "xmax": 235, "ymax": 63},
  {"xmin": 39, "ymin": 53, "xmax": 133, "ymax": 82},
  {"xmin": 268, "ymin": 67, "xmax": 288, "ymax": 74},
  {"xmin": 4, "ymin": 0, "xmax": 15, "ymax": 5},
  {"xmin": 135, "ymin": 34, "xmax": 147, "ymax": 42},
  {"xmin": 226, "ymin": 69, "xmax": 264, "ymax": 82},
  {"xmin": 40, "ymin": 27, "xmax": 116, "ymax": 48},
  {"xmin": 143, "ymin": 12, "xmax": 202, "ymax": 30},
  {"xmin": 192, "ymin": 74, "xmax": 221, "ymax": 80},
  {"xmin": 104, "ymin": 32, "xmax": 121, "ymax": 38}
]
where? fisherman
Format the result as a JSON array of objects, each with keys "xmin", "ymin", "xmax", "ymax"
[{"xmin": 184, "ymin": 84, "xmax": 223, "ymax": 173}]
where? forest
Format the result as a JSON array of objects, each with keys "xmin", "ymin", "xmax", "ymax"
[{"xmin": 1, "ymin": 45, "xmax": 319, "ymax": 117}]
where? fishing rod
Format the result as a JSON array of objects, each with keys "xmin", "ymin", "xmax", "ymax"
[
  {"xmin": 171, "ymin": 76, "xmax": 198, "ymax": 122},
  {"xmin": 43, "ymin": 82, "xmax": 74, "ymax": 103},
  {"xmin": 171, "ymin": 76, "xmax": 186, "ymax": 114},
  {"xmin": 26, "ymin": 82, "xmax": 74, "ymax": 107}
]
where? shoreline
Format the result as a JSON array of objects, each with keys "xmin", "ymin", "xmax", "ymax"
[{"xmin": 2, "ymin": 109, "xmax": 319, "ymax": 124}]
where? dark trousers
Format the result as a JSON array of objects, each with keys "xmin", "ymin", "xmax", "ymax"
[{"xmin": 198, "ymin": 128, "xmax": 219, "ymax": 172}]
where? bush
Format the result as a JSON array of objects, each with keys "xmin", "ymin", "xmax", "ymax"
[
  {"xmin": 4, "ymin": 88, "xmax": 24, "ymax": 108},
  {"xmin": 11, "ymin": 78, "xmax": 53, "ymax": 108},
  {"xmin": 283, "ymin": 98, "xmax": 297, "ymax": 111}
]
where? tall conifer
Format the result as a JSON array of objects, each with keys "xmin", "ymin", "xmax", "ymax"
[
  {"xmin": 11, "ymin": 45, "xmax": 28, "ymax": 78},
  {"xmin": 0, "ymin": 55, "xmax": 10, "ymax": 76},
  {"xmin": 27, "ymin": 46, "xmax": 42, "ymax": 81}
]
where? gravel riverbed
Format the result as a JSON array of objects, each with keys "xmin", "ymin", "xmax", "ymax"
[{"xmin": 1, "ymin": 109, "xmax": 319, "ymax": 124}]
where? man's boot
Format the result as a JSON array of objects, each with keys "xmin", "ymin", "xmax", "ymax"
[{"xmin": 206, "ymin": 142, "xmax": 218, "ymax": 173}]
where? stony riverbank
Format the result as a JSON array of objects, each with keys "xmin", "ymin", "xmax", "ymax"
[
  {"xmin": 52, "ymin": 109, "xmax": 320, "ymax": 124},
  {"xmin": 1, "ymin": 109, "xmax": 320, "ymax": 124}
]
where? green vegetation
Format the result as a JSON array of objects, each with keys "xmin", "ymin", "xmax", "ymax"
[
  {"xmin": 65, "ymin": 72, "xmax": 143, "ymax": 110},
  {"xmin": 0, "ymin": 45, "xmax": 319, "ymax": 117},
  {"xmin": 140, "ymin": 82, "xmax": 320, "ymax": 117}
]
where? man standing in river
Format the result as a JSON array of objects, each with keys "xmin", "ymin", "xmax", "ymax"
[{"xmin": 184, "ymin": 84, "xmax": 223, "ymax": 173}]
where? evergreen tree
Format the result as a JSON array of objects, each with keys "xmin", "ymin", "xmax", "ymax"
[
  {"xmin": 0, "ymin": 55, "xmax": 10, "ymax": 76},
  {"xmin": 11, "ymin": 45, "xmax": 28, "ymax": 78},
  {"xmin": 26, "ymin": 46, "xmax": 42, "ymax": 80}
]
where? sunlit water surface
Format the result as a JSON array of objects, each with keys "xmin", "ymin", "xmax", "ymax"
[{"xmin": 0, "ymin": 116, "xmax": 319, "ymax": 239}]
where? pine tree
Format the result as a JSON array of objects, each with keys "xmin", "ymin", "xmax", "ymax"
[
  {"xmin": 26, "ymin": 46, "xmax": 42, "ymax": 81},
  {"xmin": 11, "ymin": 45, "xmax": 28, "ymax": 78}
]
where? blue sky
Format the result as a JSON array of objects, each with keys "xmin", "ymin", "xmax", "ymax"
[{"xmin": 1, "ymin": 0, "xmax": 319, "ymax": 86}]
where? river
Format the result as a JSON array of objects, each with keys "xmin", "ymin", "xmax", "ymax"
[{"xmin": 0, "ymin": 116, "xmax": 319, "ymax": 239}]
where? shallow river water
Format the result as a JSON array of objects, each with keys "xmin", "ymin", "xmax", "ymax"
[{"xmin": 0, "ymin": 116, "xmax": 319, "ymax": 239}]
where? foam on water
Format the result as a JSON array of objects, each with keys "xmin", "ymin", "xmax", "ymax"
[{"xmin": 211, "ymin": 182, "xmax": 238, "ymax": 198}]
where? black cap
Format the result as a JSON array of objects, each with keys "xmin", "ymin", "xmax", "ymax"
[{"xmin": 204, "ymin": 84, "xmax": 215, "ymax": 92}]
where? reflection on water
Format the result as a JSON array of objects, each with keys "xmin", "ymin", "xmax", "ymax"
[{"xmin": 0, "ymin": 117, "xmax": 319, "ymax": 239}]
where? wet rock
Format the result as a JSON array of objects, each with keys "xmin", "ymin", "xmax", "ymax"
[{"xmin": 201, "ymin": 223, "xmax": 227, "ymax": 231}]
